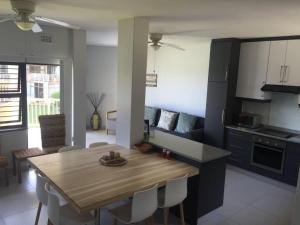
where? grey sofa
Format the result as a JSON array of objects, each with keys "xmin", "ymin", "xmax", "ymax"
[{"xmin": 145, "ymin": 107, "xmax": 205, "ymax": 142}]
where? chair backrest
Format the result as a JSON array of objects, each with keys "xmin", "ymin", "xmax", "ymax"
[
  {"xmin": 131, "ymin": 184, "xmax": 158, "ymax": 223},
  {"xmin": 164, "ymin": 175, "xmax": 188, "ymax": 207},
  {"xmin": 89, "ymin": 142, "xmax": 108, "ymax": 148},
  {"xmin": 36, "ymin": 174, "xmax": 48, "ymax": 205},
  {"xmin": 39, "ymin": 114, "xmax": 66, "ymax": 148},
  {"xmin": 45, "ymin": 183, "xmax": 60, "ymax": 225},
  {"xmin": 58, "ymin": 145, "xmax": 81, "ymax": 153}
]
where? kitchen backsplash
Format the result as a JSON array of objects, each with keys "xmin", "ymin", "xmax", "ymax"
[{"xmin": 242, "ymin": 93, "xmax": 300, "ymax": 131}]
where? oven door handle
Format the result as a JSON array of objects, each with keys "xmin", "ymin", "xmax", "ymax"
[{"xmin": 254, "ymin": 143, "xmax": 284, "ymax": 153}]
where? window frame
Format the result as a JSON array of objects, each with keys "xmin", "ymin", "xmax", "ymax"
[{"xmin": 0, "ymin": 62, "xmax": 27, "ymax": 131}]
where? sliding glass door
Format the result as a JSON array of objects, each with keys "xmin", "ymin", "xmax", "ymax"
[{"xmin": 26, "ymin": 64, "xmax": 61, "ymax": 147}]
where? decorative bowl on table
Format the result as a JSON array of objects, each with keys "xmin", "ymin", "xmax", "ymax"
[
  {"xmin": 134, "ymin": 142, "xmax": 153, "ymax": 153},
  {"xmin": 99, "ymin": 151, "xmax": 127, "ymax": 167}
]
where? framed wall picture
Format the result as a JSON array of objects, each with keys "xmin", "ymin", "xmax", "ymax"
[{"xmin": 146, "ymin": 74, "xmax": 157, "ymax": 87}]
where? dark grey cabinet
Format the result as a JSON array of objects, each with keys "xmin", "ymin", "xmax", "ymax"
[
  {"xmin": 225, "ymin": 129, "xmax": 252, "ymax": 169},
  {"xmin": 208, "ymin": 41, "xmax": 232, "ymax": 82},
  {"xmin": 204, "ymin": 39, "xmax": 241, "ymax": 148},
  {"xmin": 204, "ymin": 82, "xmax": 227, "ymax": 148},
  {"xmin": 284, "ymin": 142, "xmax": 300, "ymax": 186}
]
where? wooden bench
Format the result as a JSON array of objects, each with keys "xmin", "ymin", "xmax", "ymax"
[{"xmin": 12, "ymin": 148, "xmax": 45, "ymax": 183}]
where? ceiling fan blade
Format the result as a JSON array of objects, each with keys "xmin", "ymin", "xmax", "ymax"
[
  {"xmin": 0, "ymin": 15, "xmax": 15, "ymax": 23},
  {"xmin": 161, "ymin": 42, "xmax": 185, "ymax": 51},
  {"xmin": 35, "ymin": 16, "xmax": 80, "ymax": 30},
  {"xmin": 31, "ymin": 23, "xmax": 43, "ymax": 33}
]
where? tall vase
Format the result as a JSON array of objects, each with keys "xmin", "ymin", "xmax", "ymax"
[{"xmin": 90, "ymin": 109, "xmax": 101, "ymax": 130}]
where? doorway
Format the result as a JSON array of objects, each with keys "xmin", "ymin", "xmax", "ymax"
[{"xmin": 26, "ymin": 64, "xmax": 61, "ymax": 147}]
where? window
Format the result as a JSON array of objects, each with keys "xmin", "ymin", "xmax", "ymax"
[
  {"xmin": 34, "ymin": 82, "xmax": 44, "ymax": 98},
  {"xmin": 0, "ymin": 63, "xmax": 27, "ymax": 130},
  {"xmin": 47, "ymin": 65, "xmax": 57, "ymax": 75},
  {"xmin": 0, "ymin": 65, "xmax": 8, "ymax": 74},
  {"xmin": 29, "ymin": 65, "xmax": 42, "ymax": 74}
]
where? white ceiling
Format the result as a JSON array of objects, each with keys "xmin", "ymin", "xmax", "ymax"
[{"xmin": 1, "ymin": 0, "xmax": 300, "ymax": 46}]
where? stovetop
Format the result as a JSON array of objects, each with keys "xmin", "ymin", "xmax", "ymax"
[{"xmin": 257, "ymin": 128, "xmax": 298, "ymax": 139}]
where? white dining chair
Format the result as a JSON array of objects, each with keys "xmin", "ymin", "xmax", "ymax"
[
  {"xmin": 58, "ymin": 145, "xmax": 82, "ymax": 153},
  {"xmin": 108, "ymin": 184, "xmax": 158, "ymax": 225},
  {"xmin": 35, "ymin": 175, "xmax": 67, "ymax": 225},
  {"xmin": 89, "ymin": 142, "xmax": 108, "ymax": 148},
  {"xmin": 45, "ymin": 183, "xmax": 94, "ymax": 225},
  {"xmin": 158, "ymin": 175, "xmax": 188, "ymax": 225}
]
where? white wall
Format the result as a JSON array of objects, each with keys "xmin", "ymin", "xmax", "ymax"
[
  {"xmin": 242, "ymin": 93, "xmax": 300, "ymax": 131},
  {"xmin": 0, "ymin": 130, "xmax": 28, "ymax": 159},
  {"xmin": 85, "ymin": 36, "xmax": 211, "ymax": 126},
  {"xmin": 0, "ymin": 22, "xmax": 76, "ymax": 161},
  {"xmin": 86, "ymin": 46, "xmax": 117, "ymax": 129},
  {"xmin": 0, "ymin": 23, "xmax": 72, "ymax": 59},
  {"xmin": 145, "ymin": 37, "xmax": 211, "ymax": 117}
]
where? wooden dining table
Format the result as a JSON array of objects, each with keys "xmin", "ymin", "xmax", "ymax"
[{"xmin": 28, "ymin": 144, "xmax": 199, "ymax": 225}]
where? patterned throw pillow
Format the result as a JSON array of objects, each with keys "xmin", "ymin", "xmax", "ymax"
[
  {"xmin": 157, "ymin": 110, "xmax": 178, "ymax": 130},
  {"xmin": 144, "ymin": 106, "xmax": 158, "ymax": 126},
  {"xmin": 175, "ymin": 113, "xmax": 197, "ymax": 133}
]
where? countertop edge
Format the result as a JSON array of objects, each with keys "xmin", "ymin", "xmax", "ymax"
[
  {"xmin": 149, "ymin": 141, "xmax": 231, "ymax": 164},
  {"xmin": 226, "ymin": 125, "xmax": 300, "ymax": 144}
]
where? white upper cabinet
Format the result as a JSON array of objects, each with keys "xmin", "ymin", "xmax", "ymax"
[
  {"xmin": 236, "ymin": 41, "xmax": 272, "ymax": 100},
  {"xmin": 284, "ymin": 40, "xmax": 300, "ymax": 86},
  {"xmin": 266, "ymin": 40, "xmax": 287, "ymax": 85}
]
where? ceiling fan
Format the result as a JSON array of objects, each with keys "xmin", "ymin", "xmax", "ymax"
[
  {"xmin": 0, "ymin": 0, "xmax": 80, "ymax": 33},
  {"xmin": 148, "ymin": 33, "xmax": 185, "ymax": 51}
]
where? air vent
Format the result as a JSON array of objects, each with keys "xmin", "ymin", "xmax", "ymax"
[{"xmin": 40, "ymin": 35, "xmax": 52, "ymax": 43}]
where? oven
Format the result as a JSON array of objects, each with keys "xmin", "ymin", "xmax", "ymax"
[{"xmin": 251, "ymin": 136, "xmax": 286, "ymax": 174}]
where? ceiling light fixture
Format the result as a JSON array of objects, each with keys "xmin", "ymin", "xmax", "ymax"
[
  {"xmin": 15, "ymin": 13, "xmax": 35, "ymax": 31},
  {"xmin": 151, "ymin": 44, "xmax": 161, "ymax": 51}
]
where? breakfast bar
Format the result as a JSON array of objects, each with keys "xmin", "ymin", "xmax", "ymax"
[{"xmin": 148, "ymin": 130, "xmax": 231, "ymax": 225}]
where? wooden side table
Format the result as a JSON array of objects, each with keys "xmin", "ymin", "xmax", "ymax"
[
  {"xmin": 12, "ymin": 148, "xmax": 45, "ymax": 183},
  {"xmin": 0, "ymin": 155, "xmax": 9, "ymax": 186}
]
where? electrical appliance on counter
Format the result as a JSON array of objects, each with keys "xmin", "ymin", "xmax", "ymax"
[{"xmin": 237, "ymin": 113, "xmax": 261, "ymax": 129}]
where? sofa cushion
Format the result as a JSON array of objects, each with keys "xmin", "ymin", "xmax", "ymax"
[
  {"xmin": 175, "ymin": 113, "xmax": 197, "ymax": 133},
  {"xmin": 144, "ymin": 106, "xmax": 158, "ymax": 126},
  {"xmin": 157, "ymin": 110, "xmax": 178, "ymax": 130}
]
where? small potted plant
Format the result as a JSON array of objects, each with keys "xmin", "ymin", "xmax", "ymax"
[{"xmin": 87, "ymin": 92, "xmax": 105, "ymax": 130}]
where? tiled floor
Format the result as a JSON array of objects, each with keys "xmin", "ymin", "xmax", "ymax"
[
  {"xmin": 197, "ymin": 166, "xmax": 295, "ymax": 225},
  {"xmin": 0, "ymin": 131, "xmax": 296, "ymax": 225},
  {"xmin": 86, "ymin": 129, "xmax": 116, "ymax": 147}
]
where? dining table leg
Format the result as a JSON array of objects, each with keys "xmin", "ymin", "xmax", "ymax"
[{"xmin": 95, "ymin": 208, "xmax": 101, "ymax": 225}]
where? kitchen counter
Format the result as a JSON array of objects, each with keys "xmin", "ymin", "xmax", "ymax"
[
  {"xmin": 147, "ymin": 129, "xmax": 230, "ymax": 224},
  {"xmin": 226, "ymin": 125, "xmax": 300, "ymax": 144},
  {"xmin": 149, "ymin": 129, "xmax": 231, "ymax": 163}
]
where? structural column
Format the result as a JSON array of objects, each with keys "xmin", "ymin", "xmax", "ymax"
[
  {"xmin": 72, "ymin": 30, "xmax": 87, "ymax": 147},
  {"xmin": 116, "ymin": 18, "xmax": 149, "ymax": 148},
  {"xmin": 62, "ymin": 58, "xmax": 73, "ymax": 145}
]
